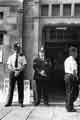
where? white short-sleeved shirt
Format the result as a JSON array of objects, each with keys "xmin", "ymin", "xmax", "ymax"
[
  {"xmin": 64, "ymin": 56, "xmax": 77, "ymax": 75},
  {"xmin": 7, "ymin": 53, "xmax": 27, "ymax": 70}
]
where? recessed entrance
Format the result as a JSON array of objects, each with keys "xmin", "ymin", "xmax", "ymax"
[{"xmin": 42, "ymin": 25, "xmax": 80, "ymax": 101}]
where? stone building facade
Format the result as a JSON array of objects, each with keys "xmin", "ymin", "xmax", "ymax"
[
  {"xmin": 0, "ymin": 0, "xmax": 22, "ymax": 90},
  {"xmin": 23, "ymin": 0, "xmax": 80, "ymax": 94}
]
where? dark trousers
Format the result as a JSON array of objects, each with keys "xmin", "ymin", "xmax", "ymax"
[
  {"xmin": 64, "ymin": 74, "xmax": 78, "ymax": 111},
  {"xmin": 7, "ymin": 71, "xmax": 24, "ymax": 104},
  {"xmin": 33, "ymin": 74, "xmax": 48, "ymax": 104}
]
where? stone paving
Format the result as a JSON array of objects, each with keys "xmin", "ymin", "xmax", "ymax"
[
  {"xmin": 0, "ymin": 90, "xmax": 80, "ymax": 120},
  {"xmin": 0, "ymin": 102, "xmax": 80, "ymax": 120}
]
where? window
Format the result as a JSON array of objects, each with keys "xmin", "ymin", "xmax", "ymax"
[
  {"xmin": 10, "ymin": 6, "xmax": 17, "ymax": 13},
  {"xmin": 0, "ymin": 33, "xmax": 3, "ymax": 45},
  {"xmin": 12, "ymin": 24, "xmax": 17, "ymax": 30},
  {"xmin": 63, "ymin": 4, "xmax": 71, "ymax": 16},
  {"xmin": 74, "ymin": 4, "xmax": 80, "ymax": 17},
  {"xmin": 57, "ymin": 30, "xmax": 63, "ymax": 40},
  {"xmin": 50, "ymin": 30, "xmax": 56, "ymax": 40},
  {"xmin": 0, "ymin": 12, "xmax": 3, "ymax": 19},
  {"xmin": 41, "ymin": 5, "xmax": 49, "ymax": 16},
  {"xmin": 52, "ymin": 4, "xmax": 60, "ymax": 16}
]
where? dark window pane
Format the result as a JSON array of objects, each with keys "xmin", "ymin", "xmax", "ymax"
[
  {"xmin": 75, "ymin": 4, "xmax": 80, "ymax": 17},
  {"xmin": 41, "ymin": 5, "xmax": 49, "ymax": 16},
  {"xmin": 63, "ymin": 4, "xmax": 71, "ymax": 16},
  {"xmin": 50, "ymin": 30, "xmax": 56, "ymax": 40},
  {"xmin": 0, "ymin": 12, "xmax": 3, "ymax": 19},
  {"xmin": 12, "ymin": 24, "xmax": 17, "ymax": 30},
  {"xmin": 0, "ymin": 33, "xmax": 3, "ymax": 44},
  {"xmin": 57, "ymin": 30, "xmax": 63, "ymax": 40},
  {"xmin": 52, "ymin": 4, "xmax": 60, "ymax": 16},
  {"xmin": 10, "ymin": 7, "xmax": 17, "ymax": 13}
]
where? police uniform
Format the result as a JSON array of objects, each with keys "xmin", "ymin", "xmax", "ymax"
[
  {"xmin": 5, "ymin": 43, "xmax": 27, "ymax": 107},
  {"xmin": 33, "ymin": 53, "xmax": 51, "ymax": 105},
  {"xmin": 64, "ymin": 46, "xmax": 78, "ymax": 112}
]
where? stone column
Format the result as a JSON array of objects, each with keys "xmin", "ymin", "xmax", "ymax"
[
  {"xmin": 23, "ymin": 0, "xmax": 40, "ymax": 80},
  {"xmin": 60, "ymin": 3, "xmax": 63, "ymax": 16},
  {"xmin": 71, "ymin": 3, "xmax": 74, "ymax": 17},
  {"xmin": 49, "ymin": 4, "xmax": 52, "ymax": 16}
]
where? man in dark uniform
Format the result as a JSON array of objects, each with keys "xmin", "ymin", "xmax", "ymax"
[
  {"xmin": 5, "ymin": 43, "xmax": 27, "ymax": 107},
  {"xmin": 64, "ymin": 46, "xmax": 78, "ymax": 112},
  {"xmin": 33, "ymin": 47, "xmax": 51, "ymax": 105}
]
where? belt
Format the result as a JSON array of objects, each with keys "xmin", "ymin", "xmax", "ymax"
[
  {"xmin": 65, "ymin": 73, "xmax": 73, "ymax": 77},
  {"xmin": 65, "ymin": 73, "xmax": 73, "ymax": 75}
]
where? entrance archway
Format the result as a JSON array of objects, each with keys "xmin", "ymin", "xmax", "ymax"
[{"xmin": 42, "ymin": 25, "xmax": 80, "ymax": 101}]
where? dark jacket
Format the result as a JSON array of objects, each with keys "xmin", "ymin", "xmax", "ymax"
[{"xmin": 33, "ymin": 56, "xmax": 51, "ymax": 80}]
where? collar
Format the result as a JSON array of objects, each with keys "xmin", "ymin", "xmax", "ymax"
[
  {"xmin": 13, "ymin": 52, "xmax": 20, "ymax": 56},
  {"xmin": 69, "ymin": 56, "xmax": 75, "ymax": 61}
]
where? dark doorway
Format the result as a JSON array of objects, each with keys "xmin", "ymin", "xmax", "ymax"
[
  {"xmin": 45, "ymin": 43, "xmax": 66, "ymax": 101},
  {"xmin": 42, "ymin": 25, "xmax": 80, "ymax": 101}
]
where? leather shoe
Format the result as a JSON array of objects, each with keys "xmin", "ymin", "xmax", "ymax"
[
  {"xmin": 67, "ymin": 108, "xmax": 76, "ymax": 112},
  {"xmin": 5, "ymin": 104, "xmax": 11, "ymax": 107},
  {"xmin": 20, "ymin": 103, "xmax": 23, "ymax": 107},
  {"xmin": 34, "ymin": 102, "xmax": 40, "ymax": 106},
  {"xmin": 44, "ymin": 101, "xmax": 49, "ymax": 106}
]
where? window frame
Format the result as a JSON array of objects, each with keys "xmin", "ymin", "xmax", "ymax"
[
  {"xmin": 40, "ymin": 4, "xmax": 49, "ymax": 16},
  {"xmin": 74, "ymin": 3, "xmax": 80, "ymax": 17},
  {"xmin": 52, "ymin": 4, "xmax": 60, "ymax": 17},
  {"xmin": 63, "ymin": 4, "xmax": 72, "ymax": 17}
]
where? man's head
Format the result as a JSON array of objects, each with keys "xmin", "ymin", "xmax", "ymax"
[
  {"xmin": 14, "ymin": 43, "xmax": 21, "ymax": 53},
  {"xmin": 69, "ymin": 46, "xmax": 77, "ymax": 58},
  {"xmin": 39, "ymin": 47, "xmax": 45, "ymax": 60}
]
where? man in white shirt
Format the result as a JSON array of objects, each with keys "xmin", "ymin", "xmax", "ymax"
[
  {"xmin": 5, "ymin": 43, "xmax": 27, "ymax": 107},
  {"xmin": 64, "ymin": 46, "xmax": 78, "ymax": 112}
]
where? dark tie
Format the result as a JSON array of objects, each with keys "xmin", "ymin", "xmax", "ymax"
[{"xmin": 15, "ymin": 54, "xmax": 18, "ymax": 68}]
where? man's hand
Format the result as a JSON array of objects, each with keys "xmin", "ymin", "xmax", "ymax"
[
  {"xmin": 14, "ymin": 70, "xmax": 20, "ymax": 77},
  {"xmin": 17, "ymin": 65, "xmax": 25, "ymax": 72},
  {"xmin": 73, "ymin": 70, "xmax": 78, "ymax": 80},
  {"xmin": 9, "ymin": 67, "xmax": 17, "ymax": 72},
  {"xmin": 40, "ymin": 70, "xmax": 46, "ymax": 76}
]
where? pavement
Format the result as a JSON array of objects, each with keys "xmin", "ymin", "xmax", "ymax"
[
  {"xmin": 0, "ymin": 88, "xmax": 80, "ymax": 120},
  {"xmin": 0, "ymin": 100, "xmax": 80, "ymax": 120}
]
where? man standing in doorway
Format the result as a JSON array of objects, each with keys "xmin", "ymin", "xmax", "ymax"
[
  {"xmin": 33, "ymin": 47, "xmax": 51, "ymax": 106},
  {"xmin": 64, "ymin": 46, "xmax": 78, "ymax": 112},
  {"xmin": 5, "ymin": 42, "xmax": 27, "ymax": 107}
]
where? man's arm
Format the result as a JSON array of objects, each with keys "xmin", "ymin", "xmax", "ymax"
[
  {"xmin": 33, "ymin": 58, "xmax": 40, "ymax": 73},
  {"xmin": 7, "ymin": 64, "xmax": 16, "ymax": 72},
  {"xmin": 73, "ymin": 70, "xmax": 78, "ymax": 80},
  {"xmin": 7, "ymin": 56, "xmax": 16, "ymax": 72}
]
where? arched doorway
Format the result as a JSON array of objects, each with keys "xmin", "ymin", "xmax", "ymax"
[{"xmin": 42, "ymin": 25, "xmax": 80, "ymax": 101}]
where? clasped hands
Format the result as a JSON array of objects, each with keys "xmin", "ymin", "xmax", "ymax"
[
  {"xmin": 40, "ymin": 70, "xmax": 46, "ymax": 76},
  {"xmin": 12, "ymin": 67, "xmax": 21, "ymax": 77}
]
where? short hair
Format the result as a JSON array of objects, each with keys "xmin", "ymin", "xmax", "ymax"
[
  {"xmin": 69, "ymin": 46, "xmax": 77, "ymax": 52},
  {"xmin": 69, "ymin": 46, "xmax": 77, "ymax": 56},
  {"xmin": 14, "ymin": 43, "xmax": 20, "ymax": 50}
]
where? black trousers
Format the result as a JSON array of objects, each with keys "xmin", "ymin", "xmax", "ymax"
[
  {"xmin": 64, "ymin": 74, "xmax": 78, "ymax": 111},
  {"xmin": 7, "ymin": 71, "xmax": 24, "ymax": 104},
  {"xmin": 33, "ymin": 74, "xmax": 49, "ymax": 104}
]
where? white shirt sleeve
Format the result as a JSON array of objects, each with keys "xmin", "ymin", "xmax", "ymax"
[
  {"xmin": 22, "ymin": 56, "xmax": 27, "ymax": 65},
  {"xmin": 7, "ymin": 56, "xmax": 13, "ymax": 70},
  {"xmin": 7, "ymin": 56, "xmax": 11, "ymax": 65}
]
